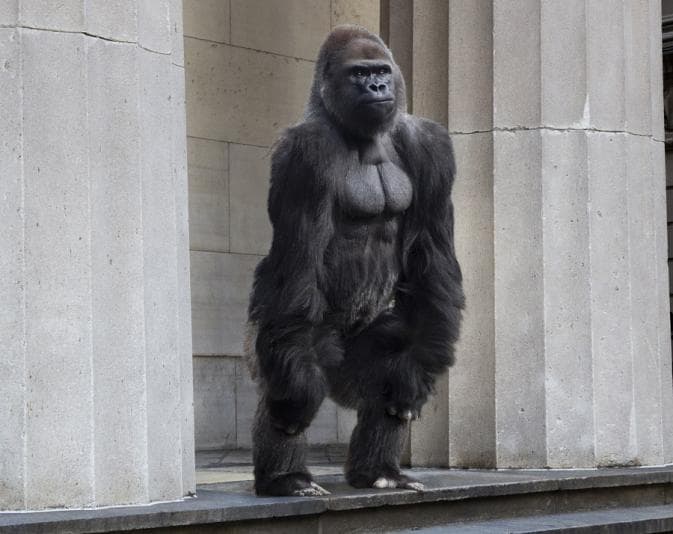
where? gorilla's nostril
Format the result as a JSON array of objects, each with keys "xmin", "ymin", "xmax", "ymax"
[{"xmin": 369, "ymin": 84, "xmax": 379, "ymax": 92}]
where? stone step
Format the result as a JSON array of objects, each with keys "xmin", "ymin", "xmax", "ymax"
[
  {"xmin": 1, "ymin": 466, "xmax": 672, "ymax": 533},
  {"xmin": 394, "ymin": 504, "xmax": 673, "ymax": 533}
]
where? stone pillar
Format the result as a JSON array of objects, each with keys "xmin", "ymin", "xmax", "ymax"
[
  {"xmin": 0, "ymin": 0, "xmax": 194, "ymax": 511},
  {"xmin": 448, "ymin": 0, "xmax": 673, "ymax": 468}
]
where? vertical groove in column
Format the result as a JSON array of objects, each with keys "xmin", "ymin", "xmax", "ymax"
[
  {"xmin": 628, "ymin": 135, "xmax": 664, "ymax": 465},
  {"xmin": 88, "ymin": 37, "xmax": 148, "ymax": 506},
  {"xmin": 493, "ymin": 129, "xmax": 546, "ymax": 468},
  {"xmin": 22, "ymin": 29, "xmax": 94, "ymax": 508},
  {"xmin": 447, "ymin": 0, "xmax": 495, "ymax": 469},
  {"xmin": 140, "ymin": 46, "xmax": 182, "ymax": 502},
  {"xmin": 649, "ymin": 0, "xmax": 664, "ymax": 141},
  {"xmin": 0, "ymin": 26, "xmax": 26, "ymax": 510},
  {"xmin": 541, "ymin": 130, "xmax": 594, "ymax": 468}
]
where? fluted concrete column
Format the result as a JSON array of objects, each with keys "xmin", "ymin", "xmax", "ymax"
[
  {"xmin": 386, "ymin": 0, "xmax": 673, "ymax": 469},
  {"xmin": 0, "ymin": 0, "xmax": 194, "ymax": 510},
  {"xmin": 383, "ymin": 0, "xmax": 451, "ymax": 467},
  {"xmin": 447, "ymin": 0, "xmax": 673, "ymax": 468}
]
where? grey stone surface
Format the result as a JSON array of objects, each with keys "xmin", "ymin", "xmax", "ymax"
[
  {"xmin": 235, "ymin": 359, "xmax": 258, "ymax": 449},
  {"xmin": 85, "ymin": 0, "xmax": 138, "ymax": 42},
  {"xmin": 194, "ymin": 356, "xmax": 237, "ymax": 450},
  {"xmin": 540, "ymin": 0, "xmax": 587, "ymax": 128},
  {"xmin": 336, "ymin": 406, "xmax": 357, "ymax": 445},
  {"xmin": 230, "ymin": 0, "xmax": 329, "ymax": 61},
  {"xmin": 22, "ymin": 29, "xmax": 94, "ymax": 509},
  {"xmin": 2, "ymin": 466, "xmax": 673, "ymax": 533},
  {"xmin": 447, "ymin": 1, "xmax": 493, "ymax": 133},
  {"xmin": 0, "ymin": 0, "xmax": 17, "ymax": 25},
  {"xmin": 184, "ymin": 38, "xmax": 314, "ymax": 146},
  {"xmin": 187, "ymin": 137, "xmax": 229, "ymax": 253},
  {"xmin": 138, "ymin": 0, "xmax": 172, "ymax": 54},
  {"xmin": 19, "ymin": 0, "xmax": 84, "ymax": 31},
  {"xmin": 190, "ymin": 251, "xmax": 259, "ymax": 356},
  {"xmin": 172, "ymin": 57, "xmax": 196, "ymax": 495},
  {"xmin": 492, "ymin": 0, "xmax": 541, "ymax": 128},
  {"xmin": 653, "ymin": 142, "xmax": 673, "ymax": 464},
  {"xmin": 449, "ymin": 132, "xmax": 496, "ymax": 468},
  {"xmin": 396, "ymin": 504, "xmax": 673, "ymax": 533},
  {"xmin": 307, "ymin": 400, "xmax": 338, "ymax": 445},
  {"xmin": 628, "ymin": 136, "xmax": 665, "ymax": 466},
  {"xmin": 587, "ymin": 133, "xmax": 635, "ymax": 466},
  {"xmin": 540, "ymin": 131, "xmax": 594, "ymax": 468},
  {"xmin": 87, "ymin": 38, "xmax": 147, "ymax": 507},
  {"xmin": 331, "ymin": 0, "xmax": 379, "ymax": 34},
  {"xmin": 169, "ymin": 0, "xmax": 184, "ymax": 66},
  {"xmin": 229, "ymin": 143, "xmax": 273, "ymax": 255},
  {"xmin": 493, "ymin": 130, "xmax": 546, "ymax": 468},
  {"xmin": 183, "ymin": 0, "xmax": 230, "ymax": 43},
  {"xmin": 650, "ymin": 0, "xmax": 665, "ymax": 142},
  {"xmin": 0, "ymin": 27, "xmax": 24, "ymax": 511},
  {"xmin": 410, "ymin": 0, "xmax": 447, "ymax": 125},
  {"xmin": 623, "ymin": 0, "xmax": 652, "ymax": 136},
  {"xmin": 586, "ymin": 1, "xmax": 625, "ymax": 132},
  {"xmin": 139, "ymin": 47, "xmax": 183, "ymax": 502}
]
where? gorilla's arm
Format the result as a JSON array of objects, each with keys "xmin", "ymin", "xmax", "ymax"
[
  {"xmin": 249, "ymin": 126, "xmax": 341, "ymax": 433},
  {"xmin": 383, "ymin": 118, "xmax": 465, "ymax": 416}
]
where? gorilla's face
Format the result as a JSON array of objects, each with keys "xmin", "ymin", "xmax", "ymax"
[
  {"xmin": 341, "ymin": 59, "xmax": 396, "ymax": 123},
  {"xmin": 321, "ymin": 38, "xmax": 399, "ymax": 137}
]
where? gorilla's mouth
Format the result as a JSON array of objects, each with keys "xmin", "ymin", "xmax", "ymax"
[{"xmin": 363, "ymin": 98, "xmax": 394, "ymax": 105}]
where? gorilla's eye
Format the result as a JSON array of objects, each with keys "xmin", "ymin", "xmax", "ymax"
[
  {"xmin": 377, "ymin": 66, "xmax": 391, "ymax": 75},
  {"xmin": 352, "ymin": 67, "xmax": 368, "ymax": 78}
]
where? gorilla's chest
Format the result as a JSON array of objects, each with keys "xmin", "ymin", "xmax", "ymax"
[{"xmin": 340, "ymin": 162, "xmax": 413, "ymax": 217}]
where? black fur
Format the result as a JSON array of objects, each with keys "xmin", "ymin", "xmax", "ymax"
[{"xmin": 247, "ymin": 25, "xmax": 464, "ymax": 496}]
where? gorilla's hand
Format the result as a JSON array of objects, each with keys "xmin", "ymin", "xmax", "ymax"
[{"xmin": 381, "ymin": 356, "xmax": 432, "ymax": 422}]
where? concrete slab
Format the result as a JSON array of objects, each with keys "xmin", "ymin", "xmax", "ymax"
[
  {"xmin": 85, "ymin": 0, "xmax": 138, "ymax": 43},
  {"xmin": 0, "ymin": 26, "xmax": 24, "ymax": 511},
  {"xmin": 187, "ymin": 137, "xmax": 229, "ymax": 253},
  {"xmin": 87, "ymin": 37, "xmax": 147, "ymax": 507},
  {"xmin": 2, "ymin": 466, "xmax": 672, "ymax": 533},
  {"xmin": 20, "ymin": 0, "xmax": 84, "ymax": 31},
  {"xmin": 183, "ymin": 0, "xmax": 230, "ymax": 44},
  {"xmin": 230, "ymin": 0, "xmax": 329, "ymax": 61},
  {"xmin": 447, "ymin": 1, "xmax": 493, "ymax": 133},
  {"xmin": 138, "ymin": 0, "xmax": 172, "ymax": 54},
  {"xmin": 193, "ymin": 356, "xmax": 237, "ymax": 450},
  {"xmin": 331, "ymin": 0, "xmax": 380, "ymax": 34}
]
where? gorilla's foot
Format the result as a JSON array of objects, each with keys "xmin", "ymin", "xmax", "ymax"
[
  {"xmin": 346, "ymin": 467, "xmax": 425, "ymax": 492},
  {"xmin": 255, "ymin": 472, "xmax": 330, "ymax": 497}
]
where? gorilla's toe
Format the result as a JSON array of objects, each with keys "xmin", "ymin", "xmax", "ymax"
[{"xmin": 292, "ymin": 481, "xmax": 330, "ymax": 496}]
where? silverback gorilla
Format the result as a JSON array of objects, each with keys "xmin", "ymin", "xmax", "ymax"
[{"xmin": 246, "ymin": 25, "xmax": 464, "ymax": 496}]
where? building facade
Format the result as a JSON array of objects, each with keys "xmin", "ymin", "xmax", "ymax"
[{"xmin": 1, "ymin": 0, "xmax": 672, "ymax": 511}]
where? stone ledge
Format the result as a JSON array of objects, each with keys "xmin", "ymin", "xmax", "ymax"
[{"xmin": 1, "ymin": 466, "xmax": 672, "ymax": 533}]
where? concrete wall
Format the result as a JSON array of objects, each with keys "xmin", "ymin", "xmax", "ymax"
[
  {"xmin": 185, "ymin": 0, "xmax": 380, "ymax": 451},
  {"xmin": 0, "ymin": 0, "xmax": 194, "ymax": 511}
]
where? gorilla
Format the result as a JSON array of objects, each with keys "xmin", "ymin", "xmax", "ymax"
[{"xmin": 246, "ymin": 25, "xmax": 464, "ymax": 497}]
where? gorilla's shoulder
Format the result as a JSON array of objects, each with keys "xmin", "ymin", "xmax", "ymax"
[
  {"xmin": 392, "ymin": 114, "xmax": 455, "ymax": 186},
  {"xmin": 275, "ymin": 120, "xmax": 340, "ymax": 162},
  {"xmin": 394, "ymin": 114, "xmax": 453, "ymax": 151}
]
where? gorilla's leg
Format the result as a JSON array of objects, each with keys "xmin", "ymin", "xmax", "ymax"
[
  {"xmin": 345, "ymin": 403, "xmax": 424, "ymax": 491},
  {"xmin": 252, "ymin": 395, "xmax": 330, "ymax": 497}
]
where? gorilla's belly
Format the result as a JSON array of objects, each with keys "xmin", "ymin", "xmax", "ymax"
[
  {"xmin": 324, "ymin": 217, "xmax": 401, "ymax": 333},
  {"xmin": 341, "ymin": 162, "xmax": 412, "ymax": 217}
]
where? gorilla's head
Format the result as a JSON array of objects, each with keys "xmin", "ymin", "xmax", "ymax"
[{"xmin": 307, "ymin": 25, "xmax": 406, "ymax": 139}]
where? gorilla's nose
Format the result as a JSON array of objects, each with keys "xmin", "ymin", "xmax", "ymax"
[{"xmin": 369, "ymin": 83, "xmax": 387, "ymax": 94}]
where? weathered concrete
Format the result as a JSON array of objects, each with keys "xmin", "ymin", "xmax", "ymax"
[
  {"xmin": 2, "ymin": 466, "xmax": 673, "ymax": 533},
  {"xmin": 187, "ymin": 137, "xmax": 229, "ymax": 253},
  {"xmin": 183, "ymin": 0, "xmax": 230, "ymax": 43},
  {"xmin": 0, "ymin": 2, "xmax": 194, "ymax": 511},
  {"xmin": 230, "ymin": 0, "xmax": 330, "ymax": 61}
]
